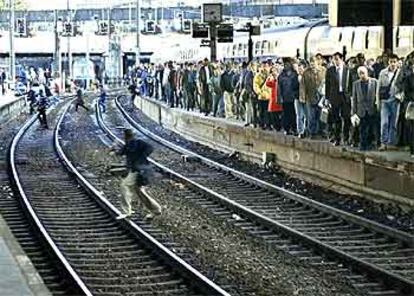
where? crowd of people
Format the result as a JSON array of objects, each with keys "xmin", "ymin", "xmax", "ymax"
[{"xmin": 127, "ymin": 50, "xmax": 414, "ymax": 157}]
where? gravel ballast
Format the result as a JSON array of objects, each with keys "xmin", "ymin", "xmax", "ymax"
[
  {"xmin": 117, "ymin": 96, "xmax": 414, "ymax": 234},
  {"xmin": 59, "ymin": 100, "xmax": 365, "ymax": 296}
]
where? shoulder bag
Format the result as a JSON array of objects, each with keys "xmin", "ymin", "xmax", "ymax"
[{"xmin": 379, "ymin": 70, "xmax": 397, "ymax": 101}]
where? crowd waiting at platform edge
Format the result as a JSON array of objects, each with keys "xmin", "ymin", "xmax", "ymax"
[{"xmin": 126, "ymin": 50, "xmax": 414, "ymax": 157}]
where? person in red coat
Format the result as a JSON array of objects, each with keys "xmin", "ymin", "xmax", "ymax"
[{"xmin": 266, "ymin": 67, "xmax": 283, "ymax": 131}]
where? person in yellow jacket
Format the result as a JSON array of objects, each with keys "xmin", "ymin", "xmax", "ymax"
[{"xmin": 254, "ymin": 62, "xmax": 271, "ymax": 129}]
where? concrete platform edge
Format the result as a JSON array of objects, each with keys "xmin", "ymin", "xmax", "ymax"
[
  {"xmin": 134, "ymin": 96, "xmax": 414, "ymax": 208},
  {"xmin": 0, "ymin": 215, "xmax": 52, "ymax": 296},
  {"xmin": 0, "ymin": 96, "xmax": 26, "ymax": 125}
]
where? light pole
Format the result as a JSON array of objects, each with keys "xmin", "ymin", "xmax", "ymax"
[
  {"xmin": 53, "ymin": 10, "xmax": 61, "ymax": 80},
  {"xmin": 66, "ymin": 0, "xmax": 72, "ymax": 79},
  {"xmin": 9, "ymin": 0, "xmax": 15, "ymax": 84},
  {"xmin": 136, "ymin": 0, "xmax": 141, "ymax": 66}
]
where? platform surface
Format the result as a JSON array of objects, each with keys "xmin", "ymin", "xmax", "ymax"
[
  {"xmin": 136, "ymin": 96, "xmax": 414, "ymax": 206},
  {"xmin": 0, "ymin": 216, "xmax": 51, "ymax": 296},
  {"xmin": 0, "ymin": 92, "xmax": 20, "ymax": 109}
]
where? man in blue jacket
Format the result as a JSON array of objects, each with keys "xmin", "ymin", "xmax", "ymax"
[
  {"xmin": 112, "ymin": 129, "xmax": 162, "ymax": 220},
  {"xmin": 278, "ymin": 58, "xmax": 299, "ymax": 135}
]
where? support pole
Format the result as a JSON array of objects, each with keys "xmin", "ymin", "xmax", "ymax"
[
  {"xmin": 248, "ymin": 23, "xmax": 253, "ymax": 62},
  {"xmin": 53, "ymin": 10, "xmax": 61, "ymax": 78},
  {"xmin": 9, "ymin": 0, "xmax": 15, "ymax": 84},
  {"xmin": 108, "ymin": 6, "xmax": 112, "ymax": 83},
  {"xmin": 136, "ymin": 0, "xmax": 141, "ymax": 66},
  {"xmin": 384, "ymin": 0, "xmax": 394, "ymax": 52},
  {"xmin": 210, "ymin": 23, "xmax": 217, "ymax": 62},
  {"xmin": 66, "ymin": 0, "xmax": 71, "ymax": 79}
]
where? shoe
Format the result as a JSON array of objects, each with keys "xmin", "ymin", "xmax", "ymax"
[
  {"xmin": 333, "ymin": 141, "xmax": 340, "ymax": 146},
  {"xmin": 144, "ymin": 213, "xmax": 154, "ymax": 220},
  {"xmin": 116, "ymin": 214, "xmax": 129, "ymax": 220},
  {"xmin": 298, "ymin": 133, "xmax": 305, "ymax": 139},
  {"xmin": 378, "ymin": 144, "xmax": 387, "ymax": 151},
  {"xmin": 411, "ymin": 154, "xmax": 414, "ymax": 158}
]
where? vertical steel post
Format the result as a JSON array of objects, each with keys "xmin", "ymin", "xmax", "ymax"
[
  {"xmin": 210, "ymin": 23, "xmax": 217, "ymax": 62},
  {"xmin": 248, "ymin": 23, "xmax": 253, "ymax": 62},
  {"xmin": 9, "ymin": 0, "xmax": 15, "ymax": 83},
  {"xmin": 66, "ymin": 0, "xmax": 71, "ymax": 79},
  {"xmin": 53, "ymin": 10, "xmax": 61, "ymax": 78},
  {"xmin": 136, "ymin": 0, "xmax": 141, "ymax": 66},
  {"xmin": 384, "ymin": 0, "xmax": 394, "ymax": 52}
]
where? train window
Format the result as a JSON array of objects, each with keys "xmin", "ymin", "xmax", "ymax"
[
  {"xmin": 365, "ymin": 31, "xmax": 369, "ymax": 49},
  {"xmin": 398, "ymin": 26, "xmax": 412, "ymax": 48},
  {"xmin": 367, "ymin": 27, "xmax": 382, "ymax": 50},
  {"xmin": 274, "ymin": 40, "xmax": 278, "ymax": 48},
  {"xmin": 353, "ymin": 29, "xmax": 367, "ymax": 51},
  {"xmin": 255, "ymin": 41, "xmax": 261, "ymax": 55},
  {"xmin": 339, "ymin": 32, "xmax": 343, "ymax": 42},
  {"xmin": 238, "ymin": 43, "xmax": 243, "ymax": 56},
  {"xmin": 351, "ymin": 30, "xmax": 356, "ymax": 49},
  {"xmin": 262, "ymin": 40, "xmax": 268, "ymax": 55}
]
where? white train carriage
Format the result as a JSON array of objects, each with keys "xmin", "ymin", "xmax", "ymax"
[{"xmin": 173, "ymin": 20, "xmax": 414, "ymax": 63}]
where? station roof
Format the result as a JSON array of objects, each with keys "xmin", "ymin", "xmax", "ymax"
[{"xmin": 0, "ymin": 31, "xmax": 191, "ymax": 55}]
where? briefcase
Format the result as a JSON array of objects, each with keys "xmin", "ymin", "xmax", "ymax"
[
  {"xmin": 405, "ymin": 101, "xmax": 414, "ymax": 120},
  {"xmin": 320, "ymin": 107, "xmax": 330, "ymax": 124}
]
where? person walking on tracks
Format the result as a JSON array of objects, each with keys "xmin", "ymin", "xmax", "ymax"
[
  {"xmin": 74, "ymin": 87, "xmax": 89, "ymax": 112},
  {"xmin": 36, "ymin": 89, "xmax": 49, "ymax": 129},
  {"xmin": 111, "ymin": 129, "xmax": 162, "ymax": 220},
  {"xmin": 98, "ymin": 85, "xmax": 107, "ymax": 113}
]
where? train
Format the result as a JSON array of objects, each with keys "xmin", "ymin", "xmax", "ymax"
[{"xmin": 174, "ymin": 19, "xmax": 414, "ymax": 62}]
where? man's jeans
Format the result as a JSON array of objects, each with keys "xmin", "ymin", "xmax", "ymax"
[
  {"xmin": 306, "ymin": 103, "xmax": 320, "ymax": 136},
  {"xmin": 223, "ymin": 91, "xmax": 234, "ymax": 118},
  {"xmin": 294, "ymin": 100, "xmax": 307, "ymax": 135},
  {"xmin": 380, "ymin": 99, "xmax": 400, "ymax": 145}
]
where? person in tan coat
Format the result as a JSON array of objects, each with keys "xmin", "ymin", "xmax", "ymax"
[{"xmin": 303, "ymin": 56, "xmax": 326, "ymax": 138}]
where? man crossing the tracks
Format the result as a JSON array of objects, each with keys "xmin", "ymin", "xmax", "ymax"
[
  {"xmin": 98, "ymin": 84, "xmax": 107, "ymax": 113},
  {"xmin": 74, "ymin": 86, "xmax": 90, "ymax": 112},
  {"xmin": 36, "ymin": 89, "xmax": 49, "ymax": 129},
  {"xmin": 110, "ymin": 129, "xmax": 162, "ymax": 220}
]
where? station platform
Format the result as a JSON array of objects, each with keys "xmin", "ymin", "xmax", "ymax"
[
  {"xmin": 0, "ymin": 93, "xmax": 26, "ymax": 125},
  {"xmin": 134, "ymin": 96, "xmax": 414, "ymax": 208},
  {"xmin": 0, "ymin": 92, "xmax": 19, "ymax": 108},
  {"xmin": 0, "ymin": 216, "xmax": 50, "ymax": 296}
]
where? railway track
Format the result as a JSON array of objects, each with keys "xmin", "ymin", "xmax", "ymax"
[
  {"xmin": 8, "ymin": 100, "xmax": 230, "ymax": 295},
  {"xmin": 1, "ymin": 114, "xmax": 73, "ymax": 295},
  {"xmin": 99, "ymin": 94, "xmax": 414, "ymax": 296}
]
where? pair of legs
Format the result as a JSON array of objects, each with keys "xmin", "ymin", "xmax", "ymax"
[
  {"xmin": 75, "ymin": 102, "xmax": 89, "ymax": 112},
  {"xmin": 119, "ymin": 170, "xmax": 161, "ymax": 219},
  {"xmin": 37, "ymin": 110, "xmax": 48, "ymax": 129}
]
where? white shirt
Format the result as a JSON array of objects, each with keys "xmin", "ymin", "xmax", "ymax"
[
  {"xmin": 205, "ymin": 66, "xmax": 210, "ymax": 83},
  {"xmin": 387, "ymin": 69, "xmax": 396, "ymax": 83},
  {"xmin": 162, "ymin": 68, "xmax": 170, "ymax": 86},
  {"xmin": 336, "ymin": 65, "xmax": 344, "ymax": 92}
]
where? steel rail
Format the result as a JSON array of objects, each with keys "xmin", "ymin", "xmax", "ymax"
[
  {"xmin": 9, "ymin": 101, "xmax": 93, "ymax": 296},
  {"xmin": 113, "ymin": 95, "xmax": 414, "ymax": 295},
  {"xmin": 54, "ymin": 99, "xmax": 231, "ymax": 296}
]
